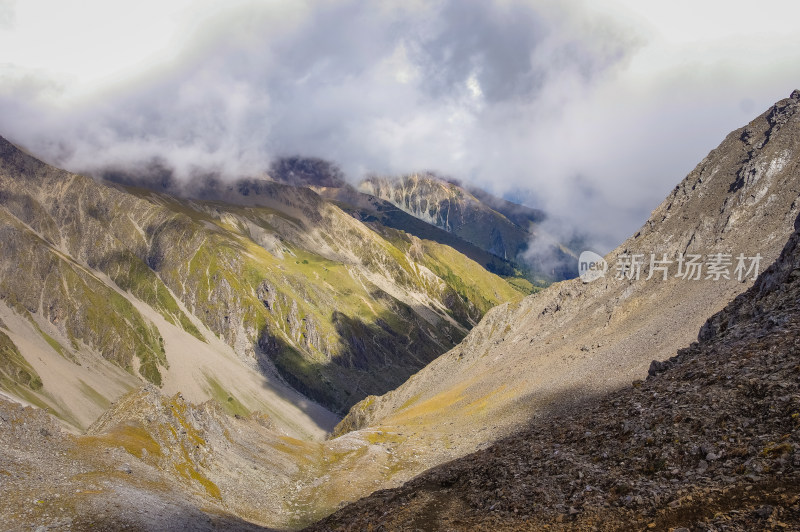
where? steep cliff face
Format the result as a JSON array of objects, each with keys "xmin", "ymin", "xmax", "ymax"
[
  {"xmin": 357, "ymin": 173, "xmax": 576, "ymax": 281},
  {"xmin": 0, "ymin": 136, "xmax": 520, "ymax": 427}
]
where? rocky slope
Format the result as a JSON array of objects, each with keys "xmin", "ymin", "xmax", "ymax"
[
  {"xmin": 309, "ymin": 204, "xmax": 800, "ymax": 532},
  {"xmin": 0, "ymin": 135, "xmax": 520, "ymax": 430},
  {"xmin": 0, "ymin": 391, "xmax": 277, "ymax": 531},
  {"xmin": 334, "ymin": 91, "xmax": 800, "ymax": 438},
  {"xmin": 271, "ymin": 91, "xmax": 800, "ymax": 521}
]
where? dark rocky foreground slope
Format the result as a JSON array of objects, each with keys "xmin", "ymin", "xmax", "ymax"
[{"xmin": 309, "ymin": 214, "xmax": 800, "ymax": 530}]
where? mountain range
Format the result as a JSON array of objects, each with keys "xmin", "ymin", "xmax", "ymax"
[
  {"xmin": 103, "ymin": 156, "xmax": 575, "ymax": 289},
  {"xmin": 0, "ymin": 137, "xmax": 528, "ymax": 428},
  {"xmin": 0, "ymin": 90, "xmax": 798, "ymax": 530}
]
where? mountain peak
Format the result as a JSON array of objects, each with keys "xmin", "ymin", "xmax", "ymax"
[
  {"xmin": 356, "ymin": 172, "xmax": 576, "ymax": 281},
  {"xmin": 0, "ymin": 134, "xmax": 19, "ymax": 158}
]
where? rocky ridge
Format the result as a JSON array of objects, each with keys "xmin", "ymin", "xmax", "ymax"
[{"xmin": 357, "ymin": 173, "xmax": 575, "ymax": 281}]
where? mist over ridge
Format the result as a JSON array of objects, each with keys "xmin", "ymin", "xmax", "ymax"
[{"xmin": 3, "ymin": 1, "xmax": 799, "ymax": 249}]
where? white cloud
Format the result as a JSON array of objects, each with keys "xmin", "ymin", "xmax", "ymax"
[{"xmin": 0, "ymin": 0, "xmax": 799, "ymax": 250}]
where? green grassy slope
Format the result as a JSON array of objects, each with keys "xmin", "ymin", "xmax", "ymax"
[{"xmin": 0, "ymin": 135, "xmax": 522, "ymax": 415}]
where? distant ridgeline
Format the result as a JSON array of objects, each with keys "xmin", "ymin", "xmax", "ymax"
[{"xmin": 103, "ymin": 155, "xmax": 581, "ymax": 290}]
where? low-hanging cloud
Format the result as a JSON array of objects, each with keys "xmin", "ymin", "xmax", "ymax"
[{"xmin": 1, "ymin": 0, "xmax": 799, "ymax": 251}]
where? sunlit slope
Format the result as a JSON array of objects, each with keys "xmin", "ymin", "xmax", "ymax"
[{"xmin": 0, "ymin": 135, "xmax": 520, "ymax": 431}]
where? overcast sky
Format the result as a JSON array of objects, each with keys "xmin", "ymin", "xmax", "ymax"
[{"xmin": 1, "ymin": 0, "xmax": 799, "ymax": 251}]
